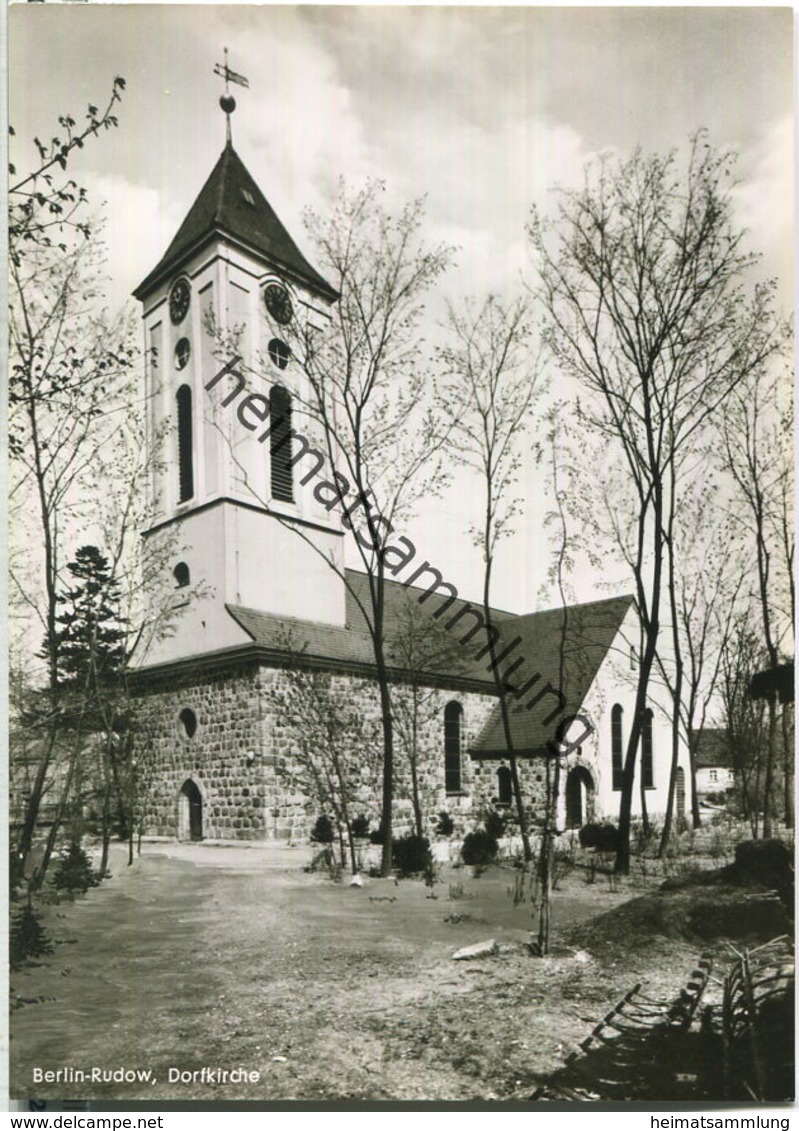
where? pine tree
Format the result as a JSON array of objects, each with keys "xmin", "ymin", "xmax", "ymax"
[{"xmin": 45, "ymin": 545, "xmax": 127, "ymax": 694}]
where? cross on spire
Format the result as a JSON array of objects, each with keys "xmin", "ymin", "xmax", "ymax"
[{"xmin": 214, "ymin": 48, "xmax": 249, "ymax": 145}]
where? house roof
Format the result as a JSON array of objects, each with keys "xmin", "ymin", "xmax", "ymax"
[
  {"xmin": 227, "ymin": 572, "xmax": 635, "ymax": 758},
  {"xmin": 133, "ymin": 142, "xmax": 338, "ymax": 301},
  {"xmin": 471, "ymin": 594, "xmax": 635, "ymax": 757},
  {"xmin": 691, "ymin": 728, "xmax": 733, "ymax": 769}
]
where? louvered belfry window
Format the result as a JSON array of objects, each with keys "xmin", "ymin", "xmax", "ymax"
[
  {"xmin": 270, "ymin": 385, "xmax": 293, "ymax": 502},
  {"xmin": 176, "ymin": 384, "xmax": 194, "ymax": 502}
]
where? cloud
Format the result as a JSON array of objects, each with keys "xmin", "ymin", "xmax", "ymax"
[
  {"xmin": 83, "ymin": 172, "xmax": 186, "ymax": 313},
  {"xmin": 731, "ymin": 114, "xmax": 793, "ymax": 303}
]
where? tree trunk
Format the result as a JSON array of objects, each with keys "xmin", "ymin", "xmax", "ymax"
[
  {"xmin": 659, "ymin": 683, "xmax": 682, "ymax": 856},
  {"xmin": 409, "ymin": 694, "xmax": 424, "ymax": 838},
  {"xmin": 32, "ymin": 724, "xmax": 84, "ymax": 890},
  {"xmin": 15, "ymin": 726, "xmax": 58, "ymax": 875},
  {"xmin": 762, "ymin": 697, "xmax": 777, "ymax": 837},
  {"xmin": 482, "ymin": 555, "xmax": 532, "ymax": 862},
  {"xmin": 782, "ymin": 705, "xmax": 794, "ymax": 828}
]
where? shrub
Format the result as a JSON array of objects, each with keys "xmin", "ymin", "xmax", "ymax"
[
  {"xmin": 351, "ymin": 815, "xmax": 370, "ymax": 839},
  {"xmin": 436, "ymin": 811, "xmax": 455, "ymax": 837},
  {"xmin": 10, "ymin": 903, "xmax": 53, "ymax": 970},
  {"xmin": 310, "ymin": 814, "xmax": 335, "ymax": 844},
  {"xmin": 461, "ymin": 829, "xmax": 498, "ymax": 867},
  {"xmin": 484, "ymin": 809, "xmax": 507, "ymax": 842},
  {"xmin": 392, "ymin": 833, "xmax": 432, "ymax": 877},
  {"xmin": 578, "ymin": 823, "xmax": 620, "ymax": 854},
  {"xmin": 51, "ymin": 841, "xmax": 99, "ymax": 894}
]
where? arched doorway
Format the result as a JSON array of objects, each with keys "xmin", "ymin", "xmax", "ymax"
[
  {"xmin": 178, "ymin": 779, "xmax": 203, "ymax": 841},
  {"xmin": 565, "ymin": 766, "xmax": 595, "ymax": 829}
]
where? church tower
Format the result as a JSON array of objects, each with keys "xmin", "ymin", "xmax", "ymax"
[{"xmin": 133, "ymin": 80, "xmax": 346, "ymax": 666}]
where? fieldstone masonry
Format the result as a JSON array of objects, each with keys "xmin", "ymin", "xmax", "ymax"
[{"xmin": 132, "ymin": 660, "xmax": 552, "ymax": 843}]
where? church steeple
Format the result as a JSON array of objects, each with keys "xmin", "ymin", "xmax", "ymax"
[
  {"xmin": 134, "ymin": 143, "xmax": 337, "ymax": 302},
  {"xmin": 134, "ymin": 67, "xmax": 345, "ymax": 667}
]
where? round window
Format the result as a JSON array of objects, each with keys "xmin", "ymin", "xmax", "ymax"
[
  {"xmin": 268, "ymin": 338, "xmax": 291, "ymax": 370},
  {"xmin": 175, "ymin": 338, "xmax": 191, "ymax": 370}
]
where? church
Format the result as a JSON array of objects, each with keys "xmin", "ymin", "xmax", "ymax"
[{"xmin": 129, "ymin": 87, "xmax": 692, "ymax": 846}]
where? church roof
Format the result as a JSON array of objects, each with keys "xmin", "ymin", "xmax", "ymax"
[
  {"xmin": 226, "ymin": 569, "xmax": 516, "ymax": 691},
  {"xmin": 226, "ymin": 572, "xmax": 635, "ymax": 756},
  {"xmin": 471, "ymin": 593, "xmax": 636, "ymax": 757},
  {"xmin": 133, "ymin": 142, "xmax": 338, "ymax": 301}
]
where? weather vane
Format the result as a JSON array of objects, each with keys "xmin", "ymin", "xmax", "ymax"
[{"xmin": 214, "ymin": 47, "xmax": 250, "ymax": 144}]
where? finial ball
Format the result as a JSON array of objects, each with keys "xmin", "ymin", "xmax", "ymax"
[{"xmin": 220, "ymin": 93, "xmax": 236, "ymax": 115}]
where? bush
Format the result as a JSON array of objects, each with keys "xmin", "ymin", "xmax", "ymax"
[
  {"xmin": 435, "ymin": 811, "xmax": 455, "ymax": 837},
  {"xmin": 310, "ymin": 814, "xmax": 335, "ymax": 844},
  {"xmin": 392, "ymin": 833, "xmax": 432, "ymax": 877},
  {"xmin": 578, "ymin": 823, "xmax": 620, "ymax": 854},
  {"xmin": 484, "ymin": 809, "xmax": 507, "ymax": 841},
  {"xmin": 461, "ymin": 829, "xmax": 499, "ymax": 867},
  {"xmin": 351, "ymin": 815, "xmax": 370, "ymax": 839},
  {"xmin": 10, "ymin": 903, "xmax": 53, "ymax": 970},
  {"xmin": 51, "ymin": 841, "xmax": 99, "ymax": 894}
]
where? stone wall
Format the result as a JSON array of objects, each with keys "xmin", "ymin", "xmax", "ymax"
[{"xmin": 132, "ymin": 659, "xmax": 550, "ymax": 843}]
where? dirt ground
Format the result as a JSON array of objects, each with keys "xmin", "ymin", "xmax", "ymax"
[{"xmin": 8, "ymin": 840, "xmax": 789, "ymax": 1103}]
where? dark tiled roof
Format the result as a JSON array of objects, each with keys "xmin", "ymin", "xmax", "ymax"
[
  {"xmin": 227, "ymin": 571, "xmax": 635, "ymax": 757},
  {"xmin": 691, "ymin": 728, "xmax": 733, "ymax": 769},
  {"xmin": 227, "ymin": 568, "xmax": 516, "ymax": 689},
  {"xmin": 134, "ymin": 143, "xmax": 337, "ymax": 300},
  {"xmin": 472, "ymin": 595, "xmax": 636, "ymax": 757}
]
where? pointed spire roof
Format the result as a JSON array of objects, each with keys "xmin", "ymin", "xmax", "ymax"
[{"xmin": 134, "ymin": 142, "xmax": 338, "ymax": 301}]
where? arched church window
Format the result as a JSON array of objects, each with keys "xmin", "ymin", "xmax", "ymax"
[
  {"xmin": 611, "ymin": 704, "xmax": 623, "ymax": 791},
  {"xmin": 641, "ymin": 708, "xmax": 654, "ymax": 788},
  {"xmin": 179, "ymin": 707, "xmax": 197, "ymax": 739},
  {"xmin": 173, "ymin": 562, "xmax": 190, "ymax": 588},
  {"xmin": 497, "ymin": 765, "xmax": 512, "ymax": 807},
  {"xmin": 444, "ymin": 701, "xmax": 463, "ymax": 794},
  {"xmin": 270, "ymin": 385, "xmax": 293, "ymax": 503},
  {"xmin": 176, "ymin": 384, "xmax": 194, "ymax": 502}
]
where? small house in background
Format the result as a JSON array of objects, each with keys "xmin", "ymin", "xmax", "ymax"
[{"xmin": 692, "ymin": 728, "xmax": 736, "ymax": 798}]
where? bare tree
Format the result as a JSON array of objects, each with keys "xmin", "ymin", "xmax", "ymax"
[
  {"xmin": 270, "ymin": 640, "xmax": 382, "ymax": 874},
  {"xmin": 437, "ymin": 294, "xmax": 541, "ymax": 862},
  {"xmin": 388, "ymin": 600, "xmax": 470, "ymax": 837},
  {"xmin": 720, "ymin": 360, "xmax": 794, "ymax": 835},
  {"xmin": 530, "ymin": 134, "xmax": 783, "ymax": 872}
]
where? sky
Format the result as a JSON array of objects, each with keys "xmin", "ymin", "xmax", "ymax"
[{"xmin": 8, "ymin": 4, "xmax": 794, "ymax": 614}]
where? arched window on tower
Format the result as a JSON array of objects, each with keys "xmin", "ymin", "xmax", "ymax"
[
  {"xmin": 176, "ymin": 384, "xmax": 194, "ymax": 502},
  {"xmin": 270, "ymin": 385, "xmax": 293, "ymax": 502},
  {"xmin": 641, "ymin": 708, "xmax": 654, "ymax": 788},
  {"xmin": 611, "ymin": 704, "xmax": 623, "ymax": 791},
  {"xmin": 444, "ymin": 701, "xmax": 463, "ymax": 794}
]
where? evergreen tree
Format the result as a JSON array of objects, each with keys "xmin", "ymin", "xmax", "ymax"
[{"xmin": 45, "ymin": 545, "xmax": 127, "ymax": 693}]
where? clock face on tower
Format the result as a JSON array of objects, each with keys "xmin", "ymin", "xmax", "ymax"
[
  {"xmin": 169, "ymin": 278, "xmax": 191, "ymax": 325},
  {"xmin": 264, "ymin": 283, "xmax": 293, "ymax": 325}
]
